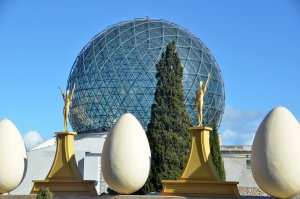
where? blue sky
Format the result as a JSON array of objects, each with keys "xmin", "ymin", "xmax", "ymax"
[{"xmin": 1, "ymin": 0, "xmax": 300, "ymax": 147}]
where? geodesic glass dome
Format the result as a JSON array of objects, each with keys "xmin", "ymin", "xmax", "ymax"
[{"xmin": 67, "ymin": 18, "xmax": 225, "ymax": 134}]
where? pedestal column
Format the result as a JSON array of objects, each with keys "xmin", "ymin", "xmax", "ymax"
[
  {"xmin": 31, "ymin": 132, "xmax": 97, "ymax": 195},
  {"xmin": 161, "ymin": 127, "xmax": 240, "ymax": 197}
]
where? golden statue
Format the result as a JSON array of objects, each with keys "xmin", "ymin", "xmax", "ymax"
[
  {"xmin": 58, "ymin": 84, "xmax": 76, "ymax": 132},
  {"xmin": 195, "ymin": 73, "xmax": 211, "ymax": 127}
]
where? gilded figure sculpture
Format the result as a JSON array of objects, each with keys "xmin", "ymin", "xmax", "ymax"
[
  {"xmin": 195, "ymin": 73, "xmax": 211, "ymax": 127},
  {"xmin": 59, "ymin": 84, "xmax": 76, "ymax": 132}
]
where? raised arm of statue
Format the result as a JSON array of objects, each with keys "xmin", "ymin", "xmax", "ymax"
[
  {"xmin": 203, "ymin": 73, "xmax": 211, "ymax": 93},
  {"xmin": 58, "ymin": 86, "xmax": 65, "ymax": 99},
  {"xmin": 70, "ymin": 83, "xmax": 76, "ymax": 100}
]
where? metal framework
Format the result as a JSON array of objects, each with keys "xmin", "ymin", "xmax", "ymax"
[{"xmin": 67, "ymin": 18, "xmax": 225, "ymax": 134}]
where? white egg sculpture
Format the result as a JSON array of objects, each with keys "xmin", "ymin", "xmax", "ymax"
[
  {"xmin": 251, "ymin": 106, "xmax": 300, "ymax": 198},
  {"xmin": 101, "ymin": 113, "xmax": 151, "ymax": 194},
  {"xmin": 0, "ymin": 119, "xmax": 27, "ymax": 194}
]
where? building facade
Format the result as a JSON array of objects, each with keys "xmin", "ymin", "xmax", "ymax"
[
  {"xmin": 12, "ymin": 134, "xmax": 257, "ymax": 195},
  {"xmin": 221, "ymin": 145, "xmax": 257, "ymax": 187}
]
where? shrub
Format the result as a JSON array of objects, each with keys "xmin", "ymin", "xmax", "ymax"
[{"xmin": 36, "ymin": 187, "xmax": 53, "ymax": 199}]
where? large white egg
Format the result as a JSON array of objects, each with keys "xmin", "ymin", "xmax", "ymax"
[
  {"xmin": 0, "ymin": 119, "xmax": 27, "ymax": 194},
  {"xmin": 101, "ymin": 113, "xmax": 151, "ymax": 194},
  {"xmin": 251, "ymin": 106, "xmax": 300, "ymax": 198}
]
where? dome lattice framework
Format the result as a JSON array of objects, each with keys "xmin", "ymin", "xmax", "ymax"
[{"xmin": 67, "ymin": 18, "xmax": 225, "ymax": 134}]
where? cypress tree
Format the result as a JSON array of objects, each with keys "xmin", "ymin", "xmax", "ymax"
[
  {"xmin": 209, "ymin": 118, "xmax": 226, "ymax": 180},
  {"xmin": 144, "ymin": 41, "xmax": 192, "ymax": 192}
]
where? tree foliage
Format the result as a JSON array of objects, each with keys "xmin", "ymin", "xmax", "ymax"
[
  {"xmin": 144, "ymin": 41, "xmax": 192, "ymax": 192},
  {"xmin": 210, "ymin": 118, "xmax": 226, "ymax": 180},
  {"xmin": 36, "ymin": 187, "xmax": 53, "ymax": 199}
]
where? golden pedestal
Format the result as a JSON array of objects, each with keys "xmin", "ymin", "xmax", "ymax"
[
  {"xmin": 161, "ymin": 127, "xmax": 240, "ymax": 197},
  {"xmin": 31, "ymin": 132, "xmax": 97, "ymax": 195}
]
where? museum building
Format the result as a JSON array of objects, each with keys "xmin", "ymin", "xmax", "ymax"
[{"xmin": 12, "ymin": 18, "xmax": 255, "ymax": 194}]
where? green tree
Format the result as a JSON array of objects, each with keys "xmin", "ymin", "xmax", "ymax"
[
  {"xmin": 209, "ymin": 118, "xmax": 226, "ymax": 180},
  {"xmin": 144, "ymin": 41, "xmax": 192, "ymax": 192}
]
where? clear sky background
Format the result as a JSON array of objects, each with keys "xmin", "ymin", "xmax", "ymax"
[{"xmin": 1, "ymin": 0, "xmax": 300, "ymax": 148}]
